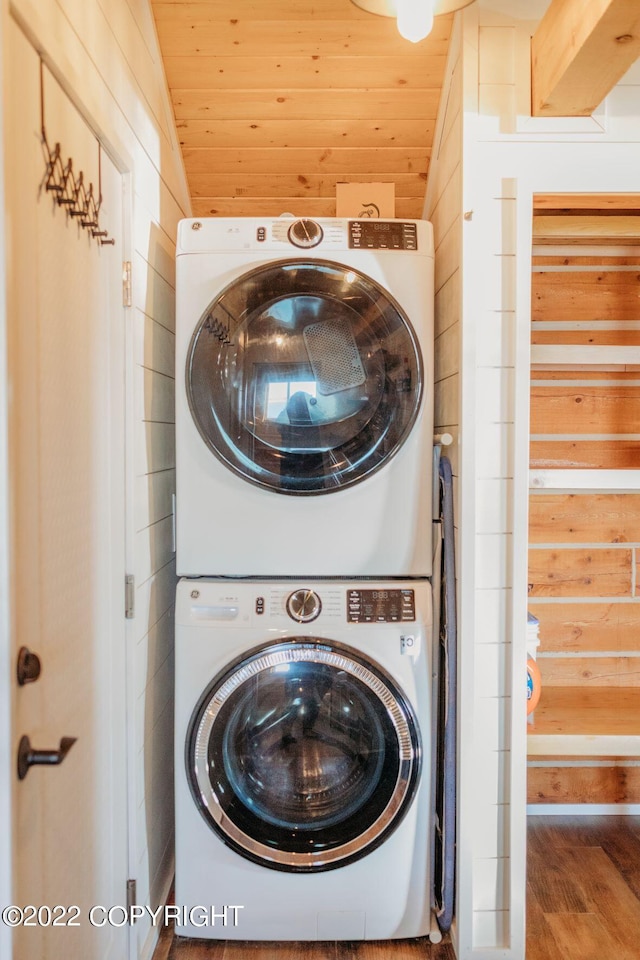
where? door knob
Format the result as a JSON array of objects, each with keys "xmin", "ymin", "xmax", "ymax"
[
  {"xmin": 16, "ymin": 646, "xmax": 42, "ymax": 685},
  {"xmin": 17, "ymin": 734, "xmax": 77, "ymax": 780}
]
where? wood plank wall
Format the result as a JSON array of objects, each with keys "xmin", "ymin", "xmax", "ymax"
[
  {"xmin": 151, "ymin": 0, "xmax": 451, "ymax": 217},
  {"xmin": 528, "ymin": 240, "xmax": 640, "ymax": 806}
]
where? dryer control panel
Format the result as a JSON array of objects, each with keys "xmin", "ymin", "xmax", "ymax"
[{"xmin": 349, "ymin": 221, "xmax": 418, "ymax": 250}]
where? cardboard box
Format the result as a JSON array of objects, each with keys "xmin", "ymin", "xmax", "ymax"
[{"xmin": 336, "ymin": 182, "xmax": 395, "ymax": 219}]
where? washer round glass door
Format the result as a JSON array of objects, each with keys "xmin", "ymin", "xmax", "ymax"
[
  {"xmin": 186, "ymin": 259, "xmax": 423, "ymax": 494},
  {"xmin": 186, "ymin": 640, "xmax": 421, "ymax": 872}
]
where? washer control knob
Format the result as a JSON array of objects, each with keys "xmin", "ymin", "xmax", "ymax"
[
  {"xmin": 286, "ymin": 588, "xmax": 322, "ymax": 623},
  {"xmin": 287, "ymin": 218, "xmax": 323, "ymax": 248}
]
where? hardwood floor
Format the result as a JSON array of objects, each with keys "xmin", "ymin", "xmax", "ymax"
[
  {"xmin": 154, "ymin": 933, "xmax": 456, "ymax": 960},
  {"xmin": 527, "ymin": 815, "xmax": 640, "ymax": 960},
  {"xmin": 153, "ymin": 817, "xmax": 640, "ymax": 959}
]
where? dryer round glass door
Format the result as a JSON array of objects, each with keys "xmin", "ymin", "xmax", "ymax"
[
  {"xmin": 186, "ymin": 639, "xmax": 421, "ymax": 872},
  {"xmin": 186, "ymin": 259, "xmax": 423, "ymax": 494}
]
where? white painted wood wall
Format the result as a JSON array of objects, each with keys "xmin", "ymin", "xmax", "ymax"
[
  {"xmin": 426, "ymin": 1, "xmax": 640, "ymax": 957},
  {"xmin": 0, "ymin": 2, "xmax": 190, "ymax": 958}
]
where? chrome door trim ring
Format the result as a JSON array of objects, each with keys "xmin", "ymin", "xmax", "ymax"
[
  {"xmin": 189, "ymin": 641, "xmax": 420, "ymax": 870},
  {"xmin": 185, "ymin": 258, "xmax": 424, "ymax": 496}
]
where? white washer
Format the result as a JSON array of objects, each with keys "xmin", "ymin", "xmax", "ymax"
[
  {"xmin": 175, "ymin": 217, "xmax": 434, "ymax": 578},
  {"xmin": 175, "ymin": 577, "xmax": 433, "ymax": 941}
]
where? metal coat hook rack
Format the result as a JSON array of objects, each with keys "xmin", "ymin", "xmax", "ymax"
[{"xmin": 40, "ymin": 60, "xmax": 115, "ymax": 246}]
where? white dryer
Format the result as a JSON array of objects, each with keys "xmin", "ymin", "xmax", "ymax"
[
  {"xmin": 175, "ymin": 217, "xmax": 434, "ymax": 578},
  {"xmin": 174, "ymin": 576, "xmax": 433, "ymax": 941}
]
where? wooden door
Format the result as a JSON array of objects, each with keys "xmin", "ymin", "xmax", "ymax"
[{"xmin": 6, "ymin": 21, "xmax": 129, "ymax": 960}]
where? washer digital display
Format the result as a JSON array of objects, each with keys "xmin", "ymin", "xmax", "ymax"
[{"xmin": 347, "ymin": 589, "xmax": 415, "ymax": 623}]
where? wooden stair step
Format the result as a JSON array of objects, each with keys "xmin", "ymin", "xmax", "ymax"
[{"xmin": 527, "ymin": 686, "xmax": 640, "ymax": 757}]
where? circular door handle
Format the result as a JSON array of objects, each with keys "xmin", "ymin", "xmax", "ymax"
[{"xmin": 17, "ymin": 735, "xmax": 77, "ymax": 781}]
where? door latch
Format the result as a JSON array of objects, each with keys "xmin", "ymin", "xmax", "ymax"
[{"xmin": 17, "ymin": 734, "xmax": 77, "ymax": 780}]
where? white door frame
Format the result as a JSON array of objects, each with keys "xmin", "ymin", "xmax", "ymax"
[{"xmin": 121, "ymin": 168, "xmax": 141, "ymax": 960}]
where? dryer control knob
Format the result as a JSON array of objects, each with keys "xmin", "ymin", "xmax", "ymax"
[
  {"xmin": 287, "ymin": 218, "xmax": 323, "ymax": 248},
  {"xmin": 286, "ymin": 588, "xmax": 322, "ymax": 623}
]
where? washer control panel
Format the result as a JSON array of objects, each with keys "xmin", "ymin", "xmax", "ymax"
[{"xmin": 179, "ymin": 580, "xmax": 422, "ymax": 629}]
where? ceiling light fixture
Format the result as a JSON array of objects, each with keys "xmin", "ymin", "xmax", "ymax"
[
  {"xmin": 397, "ymin": 0, "xmax": 433, "ymax": 42},
  {"xmin": 350, "ymin": 0, "xmax": 475, "ymax": 43}
]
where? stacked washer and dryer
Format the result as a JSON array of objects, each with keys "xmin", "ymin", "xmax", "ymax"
[{"xmin": 174, "ymin": 217, "xmax": 436, "ymax": 942}]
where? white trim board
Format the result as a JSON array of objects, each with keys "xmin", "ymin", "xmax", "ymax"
[
  {"xmin": 138, "ymin": 868, "xmax": 174, "ymax": 960},
  {"xmin": 531, "ymin": 345, "xmax": 640, "ymax": 365},
  {"xmin": 529, "ymin": 469, "xmax": 640, "ymax": 491},
  {"xmin": 527, "ymin": 735, "xmax": 640, "ymax": 757}
]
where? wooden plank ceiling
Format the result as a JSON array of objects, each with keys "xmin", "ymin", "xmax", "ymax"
[{"xmin": 151, "ymin": 0, "xmax": 453, "ymax": 218}]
